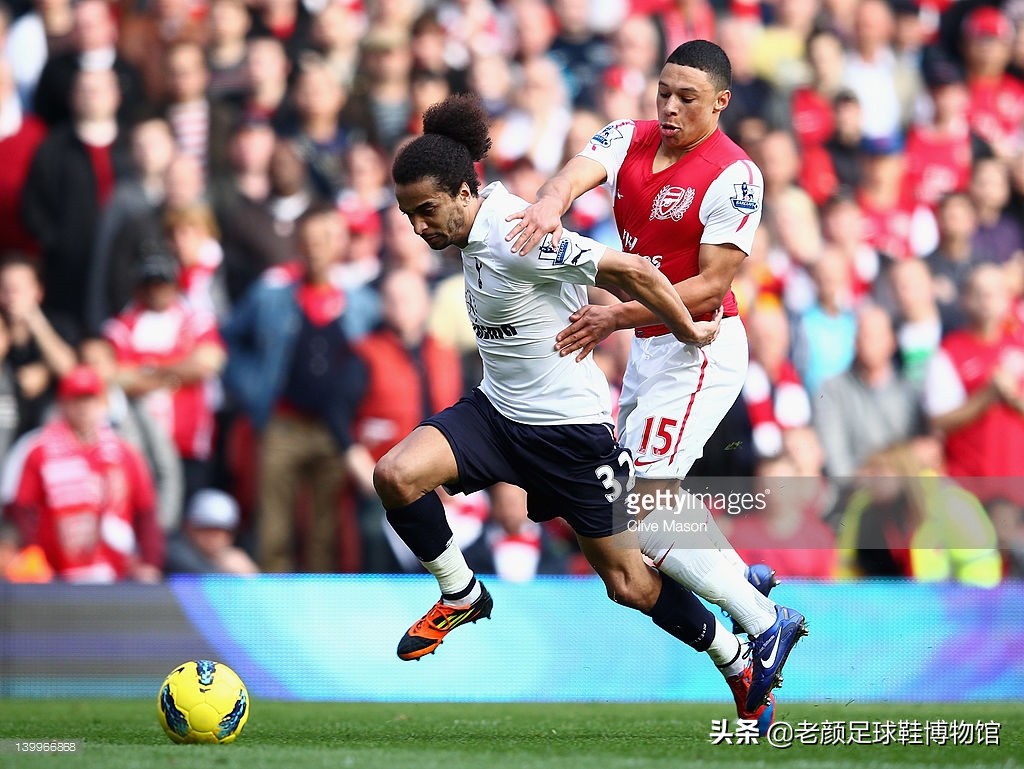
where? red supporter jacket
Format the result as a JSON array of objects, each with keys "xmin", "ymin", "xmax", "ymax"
[
  {"xmin": 941, "ymin": 329, "xmax": 1024, "ymax": 482},
  {"xmin": 353, "ymin": 330, "xmax": 462, "ymax": 462},
  {"xmin": 0, "ymin": 115, "xmax": 46, "ymax": 254},
  {"xmin": 10, "ymin": 419, "xmax": 162, "ymax": 582}
]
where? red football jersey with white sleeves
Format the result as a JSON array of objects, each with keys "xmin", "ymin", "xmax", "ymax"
[
  {"xmin": 103, "ymin": 297, "xmax": 223, "ymax": 461},
  {"xmin": 578, "ymin": 120, "xmax": 764, "ymax": 336}
]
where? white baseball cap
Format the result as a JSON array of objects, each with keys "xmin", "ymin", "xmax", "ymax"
[{"xmin": 187, "ymin": 490, "xmax": 240, "ymax": 530}]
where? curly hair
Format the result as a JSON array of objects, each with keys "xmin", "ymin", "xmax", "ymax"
[{"xmin": 392, "ymin": 93, "xmax": 492, "ymax": 197}]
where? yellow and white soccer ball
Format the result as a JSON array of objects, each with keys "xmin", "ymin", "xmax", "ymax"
[{"xmin": 157, "ymin": 660, "xmax": 250, "ymax": 744}]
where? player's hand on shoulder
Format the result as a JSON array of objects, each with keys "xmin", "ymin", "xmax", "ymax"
[
  {"xmin": 505, "ymin": 198, "xmax": 564, "ymax": 255},
  {"xmin": 555, "ymin": 304, "xmax": 618, "ymax": 362},
  {"xmin": 683, "ymin": 307, "xmax": 722, "ymax": 348}
]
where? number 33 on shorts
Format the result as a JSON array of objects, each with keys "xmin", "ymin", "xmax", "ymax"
[{"xmin": 594, "ymin": 449, "xmax": 636, "ymax": 502}]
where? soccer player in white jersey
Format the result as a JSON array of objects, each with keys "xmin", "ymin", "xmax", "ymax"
[
  {"xmin": 374, "ymin": 94, "xmax": 773, "ymax": 730},
  {"xmin": 505, "ymin": 40, "xmax": 807, "ymax": 714}
]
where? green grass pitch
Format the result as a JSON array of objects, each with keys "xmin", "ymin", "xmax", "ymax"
[{"xmin": 1, "ymin": 700, "xmax": 1022, "ymax": 769}]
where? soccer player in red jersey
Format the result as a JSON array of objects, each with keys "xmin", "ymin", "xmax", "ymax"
[{"xmin": 506, "ymin": 40, "xmax": 806, "ymax": 713}]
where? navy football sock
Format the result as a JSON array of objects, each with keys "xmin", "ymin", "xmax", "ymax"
[
  {"xmin": 385, "ymin": 492, "xmax": 453, "ymax": 562},
  {"xmin": 648, "ymin": 574, "xmax": 717, "ymax": 652}
]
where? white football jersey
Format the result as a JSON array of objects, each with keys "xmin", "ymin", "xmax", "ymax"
[{"xmin": 460, "ymin": 182, "xmax": 612, "ymax": 425}]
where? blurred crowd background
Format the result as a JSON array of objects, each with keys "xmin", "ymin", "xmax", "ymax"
[{"xmin": 0, "ymin": 0, "xmax": 1022, "ymax": 588}]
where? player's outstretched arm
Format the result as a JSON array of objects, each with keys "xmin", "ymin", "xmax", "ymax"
[
  {"xmin": 504, "ymin": 156, "xmax": 607, "ymax": 255},
  {"xmin": 556, "ymin": 242, "xmax": 742, "ymax": 360},
  {"xmin": 592, "ymin": 251, "xmax": 720, "ymax": 352}
]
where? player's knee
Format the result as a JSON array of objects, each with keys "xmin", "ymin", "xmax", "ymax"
[
  {"xmin": 372, "ymin": 453, "xmax": 418, "ymax": 508},
  {"xmin": 601, "ymin": 570, "xmax": 658, "ymax": 612}
]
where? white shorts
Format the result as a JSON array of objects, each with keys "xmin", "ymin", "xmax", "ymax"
[{"xmin": 617, "ymin": 316, "xmax": 748, "ymax": 479}]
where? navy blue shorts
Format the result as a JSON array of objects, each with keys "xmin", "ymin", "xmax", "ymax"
[{"xmin": 422, "ymin": 388, "xmax": 633, "ymax": 539}]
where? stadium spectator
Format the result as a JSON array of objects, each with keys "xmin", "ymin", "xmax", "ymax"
[
  {"xmin": 0, "ymin": 59, "xmax": 45, "ymax": 256},
  {"xmin": 161, "ymin": 41, "xmax": 235, "ymax": 176},
  {"xmin": 824, "ymin": 90, "xmax": 865, "ymax": 192},
  {"xmin": 103, "ymin": 252, "xmax": 226, "ymax": 503},
  {"xmin": 0, "ymin": 255, "xmax": 77, "ymax": 438},
  {"xmin": 988, "ymin": 497, "xmax": 1024, "ymax": 579},
  {"xmin": 285, "ymin": 54, "xmax": 355, "ymax": 199},
  {"xmin": 242, "ymin": 35, "xmax": 292, "ymax": 129},
  {"xmin": 716, "ymin": 17, "xmax": 774, "ymax": 140},
  {"xmin": 165, "ymin": 488, "xmax": 258, "ymax": 575},
  {"xmin": 4, "ymin": 0, "xmax": 75, "ymax": 110},
  {"xmin": 0, "ymin": 314, "xmax": 18, "ymax": 460},
  {"xmin": 351, "ymin": 268, "xmax": 462, "ymax": 571},
  {"xmin": 855, "ymin": 138, "xmax": 938, "ymax": 261},
  {"xmin": 491, "ymin": 55, "xmax": 572, "ymax": 176},
  {"xmin": 79, "ymin": 335, "xmax": 183, "ymax": 534},
  {"xmin": 751, "ymin": 0, "xmax": 816, "ymax": 91},
  {"xmin": 779, "ymin": 29, "xmax": 845, "ymax": 205},
  {"xmin": 434, "ymin": 0, "xmax": 504, "ymax": 74},
  {"xmin": 219, "ymin": 137, "xmax": 314, "ymax": 303},
  {"xmin": 335, "ymin": 142, "xmax": 390, "ymax": 287},
  {"xmin": 968, "ymin": 156, "xmax": 1024, "ymax": 265},
  {"xmin": 836, "ymin": 442, "xmax": 1001, "ymax": 586},
  {"xmin": 902, "ymin": 53, "xmax": 978, "ymax": 211},
  {"xmin": 843, "ymin": 0, "xmax": 902, "ymax": 145},
  {"xmin": 309, "ymin": 0, "xmax": 365, "ymax": 90},
  {"xmin": 119, "ymin": 0, "xmax": 209, "ymax": 104},
  {"xmin": 163, "ymin": 202, "xmax": 229, "ymax": 320},
  {"xmin": 221, "ymin": 203, "xmax": 371, "ymax": 573},
  {"xmin": 925, "ymin": 190, "xmax": 982, "ymax": 330},
  {"xmin": 923, "ymin": 263, "xmax": 1024, "ymax": 497},
  {"xmin": 820, "ymin": 193, "xmax": 881, "ymax": 301},
  {"xmin": 343, "ymin": 25, "xmax": 414, "ymax": 152},
  {"xmin": 467, "ymin": 52, "xmax": 513, "ymax": 120},
  {"xmin": 22, "ymin": 67, "xmax": 131, "ymax": 331},
  {"xmin": 546, "ymin": 0, "xmax": 613, "ymax": 109},
  {"xmin": 792, "ymin": 250, "xmax": 858, "ymax": 395},
  {"xmin": 5, "ymin": 364, "xmax": 164, "ymax": 583},
  {"xmin": 609, "ymin": 14, "xmax": 662, "ymax": 81},
  {"xmin": 960, "ymin": 6, "xmax": 1024, "ymax": 160},
  {"xmin": 742, "ymin": 300, "xmax": 812, "ymax": 461},
  {"xmin": 727, "ymin": 453, "xmax": 839, "ymax": 579},
  {"xmin": 651, "ymin": 0, "xmax": 716, "ymax": 55},
  {"xmin": 786, "ymin": 29, "xmax": 845, "ymax": 150},
  {"xmin": 755, "ymin": 130, "xmax": 812, "ymax": 220},
  {"xmin": 886, "ymin": 258, "xmax": 943, "ymax": 386},
  {"xmin": 407, "ymin": 68, "xmax": 452, "ymax": 139},
  {"xmin": 205, "ymin": 0, "xmax": 251, "ymax": 105},
  {"xmin": 31, "ymin": 0, "xmax": 142, "ymax": 127},
  {"xmin": 890, "ymin": 0, "xmax": 926, "ymax": 122},
  {"xmin": 506, "ymin": 0, "xmax": 558, "ymax": 65},
  {"xmin": 248, "ymin": 0, "xmax": 314, "ymax": 65},
  {"xmin": 759, "ymin": 188, "xmax": 823, "ymax": 315},
  {"xmin": 814, "ymin": 303, "xmax": 924, "ymax": 479},
  {"xmin": 86, "ymin": 115, "xmax": 178, "ymax": 333},
  {"xmin": 96, "ymin": 152, "xmax": 208, "ymax": 331}
]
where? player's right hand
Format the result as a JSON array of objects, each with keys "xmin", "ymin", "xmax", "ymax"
[
  {"xmin": 505, "ymin": 198, "xmax": 564, "ymax": 255},
  {"xmin": 555, "ymin": 304, "xmax": 618, "ymax": 362}
]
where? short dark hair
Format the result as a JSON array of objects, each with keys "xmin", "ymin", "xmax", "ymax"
[
  {"xmin": 665, "ymin": 39, "xmax": 732, "ymax": 91},
  {"xmin": 392, "ymin": 93, "xmax": 491, "ymax": 197}
]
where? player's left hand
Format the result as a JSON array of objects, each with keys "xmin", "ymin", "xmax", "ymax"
[
  {"xmin": 556, "ymin": 304, "xmax": 618, "ymax": 362},
  {"xmin": 687, "ymin": 307, "xmax": 723, "ymax": 348}
]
